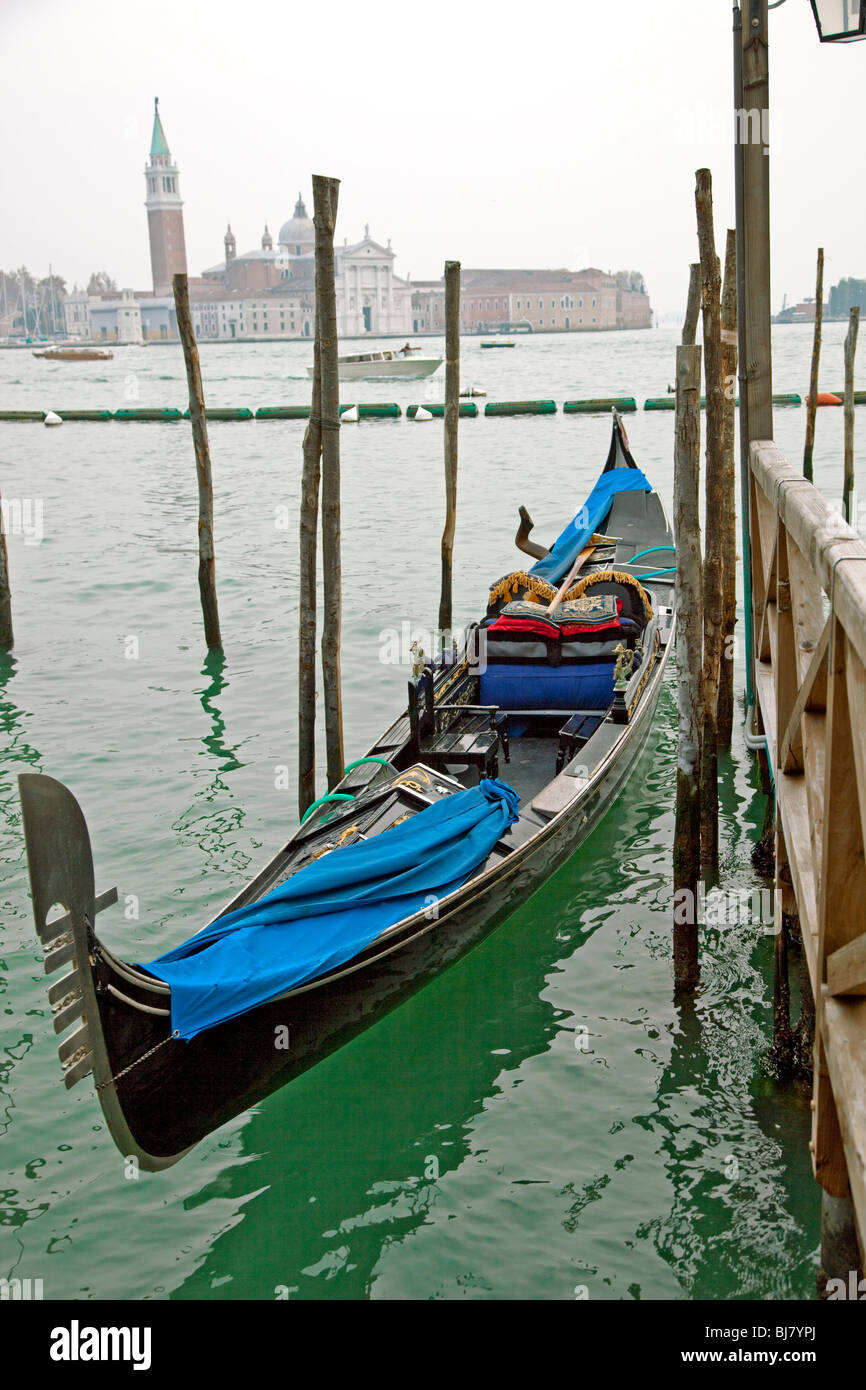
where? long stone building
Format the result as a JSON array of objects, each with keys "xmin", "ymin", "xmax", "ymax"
[{"xmin": 412, "ymin": 268, "xmax": 651, "ymax": 335}]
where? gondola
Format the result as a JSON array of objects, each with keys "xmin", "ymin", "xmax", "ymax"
[{"xmin": 19, "ymin": 411, "xmax": 676, "ymax": 1171}]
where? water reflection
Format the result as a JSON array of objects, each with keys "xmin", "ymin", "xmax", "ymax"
[
  {"xmin": 171, "ymin": 884, "xmax": 565, "ymax": 1300},
  {"xmin": 170, "ymin": 651, "xmax": 247, "ymax": 875}
]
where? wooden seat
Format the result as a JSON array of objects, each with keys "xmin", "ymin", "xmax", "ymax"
[
  {"xmin": 408, "ymin": 670, "xmax": 509, "ymax": 781},
  {"xmin": 555, "ymin": 712, "xmax": 604, "ymax": 774}
]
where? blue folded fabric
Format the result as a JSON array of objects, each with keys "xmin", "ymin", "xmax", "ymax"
[
  {"xmin": 480, "ymin": 662, "xmax": 616, "ymax": 710},
  {"xmin": 529, "ymin": 467, "xmax": 652, "ymax": 584},
  {"xmin": 142, "ymin": 778, "xmax": 520, "ymax": 1041}
]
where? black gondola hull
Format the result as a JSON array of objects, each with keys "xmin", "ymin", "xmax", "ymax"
[{"xmin": 95, "ymin": 632, "xmax": 670, "ymax": 1164}]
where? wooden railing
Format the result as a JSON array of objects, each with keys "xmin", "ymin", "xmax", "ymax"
[{"xmin": 750, "ymin": 439, "xmax": 866, "ymax": 1243}]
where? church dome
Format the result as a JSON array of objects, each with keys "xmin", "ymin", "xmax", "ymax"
[{"xmin": 278, "ymin": 194, "xmax": 314, "ymax": 251}]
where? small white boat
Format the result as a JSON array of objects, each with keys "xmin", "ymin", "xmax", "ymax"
[{"xmin": 306, "ymin": 349, "xmax": 442, "ymax": 381}]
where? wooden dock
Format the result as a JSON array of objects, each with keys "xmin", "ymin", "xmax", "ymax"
[{"xmin": 749, "ymin": 437, "xmax": 866, "ymax": 1257}]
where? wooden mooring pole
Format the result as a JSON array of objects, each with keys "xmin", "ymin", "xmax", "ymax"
[
  {"xmin": 439, "ymin": 261, "xmax": 460, "ymax": 635},
  {"xmin": 298, "ymin": 313, "xmax": 323, "ymax": 818},
  {"xmin": 673, "ymin": 343, "xmax": 703, "ymax": 991},
  {"xmin": 695, "ymin": 169, "xmax": 724, "ymax": 877},
  {"xmin": 804, "ymin": 248, "xmax": 824, "ymax": 484},
  {"xmin": 682, "ymin": 264, "xmax": 701, "ymax": 347},
  {"xmin": 173, "ymin": 272, "xmax": 222, "ymax": 650},
  {"xmin": 843, "ymin": 306, "xmax": 860, "ymax": 526},
  {"xmin": 0, "ymin": 488, "xmax": 12, "ymax": 650},
  {"xmin": 733, "ymin": 0, "xmax": 773, "ymax": 718},
  {"xmin": 312, "ymin": 175, "xmax": 344, "ymax": 791},
  {"xmin": 718, "ymin": 228, "xmax": 738, "ymax": 749}
]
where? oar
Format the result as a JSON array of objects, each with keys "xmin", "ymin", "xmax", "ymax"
[{"xmin": 544, "ymin": 533, "xmax": 616, "ymax": 616}]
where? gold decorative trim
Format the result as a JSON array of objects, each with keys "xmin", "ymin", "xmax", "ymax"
[{"xmin": 567, "ymin": 569, "xmax": 654, "ymax": 623}]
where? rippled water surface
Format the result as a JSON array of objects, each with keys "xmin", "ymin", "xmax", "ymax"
[{"xmin": 1, "ymin": 326, "xmax": 863, "ymax": 1300}]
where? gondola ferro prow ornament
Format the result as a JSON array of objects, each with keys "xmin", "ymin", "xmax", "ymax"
[{"xmin": 18, "ymin": 773, "xmax": 185, "ymax": 1172}]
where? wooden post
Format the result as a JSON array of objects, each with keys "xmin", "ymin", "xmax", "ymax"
[
  {"xmin": 0, "ymin": 487, "xmax": 12, "ymax": 650},
  {"xmin": 739, "ymin": 0, "xmax": 773, "ymax": 445},
  {"xmin": 298, "ymin": 314, "xmax": 322, "ymax": 818},
  {"xmin": 673, "ymin": 344, "xmax": 703, "ymax": 992},
  {"xmin": 439, "ymin": 261, "xmax": 461, "ymax": 635},
  {"xmin": 718, "ymin": 229, "xmax": 738, "ymax": 748},
  {"xmin": 682, "ymin": 263, "xmax": 701, "ymax": 347},
  {"xmin": 695, "ymin": 169, "xmax": 723, "ymax": 877},
  {"xmin": 843, "ymin": 306, "xmax": 860, "ymax": 526},
  {"xmin": 312, "ymin": 174, "xmax": 344, "ymax": 790},
  {"xmin": 173, "ymin": 273, "xmax": 222, "ymax": 650},
  {"xmin": 734, "ymin": 0, "xmax": 772, "ymax": 715},
  {"xmin": 803, "ymin": 248, "xmax": 824, "ymax": 483}
]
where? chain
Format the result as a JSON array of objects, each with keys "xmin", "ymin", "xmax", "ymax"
[{"xmin": 95, "ymin": 1032, "xmax": 176, "ymax": 1091}]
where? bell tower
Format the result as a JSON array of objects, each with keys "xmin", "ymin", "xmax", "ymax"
[{"xmin": 144, "ymin": 98, "xmax": 187, "ymax": 296}]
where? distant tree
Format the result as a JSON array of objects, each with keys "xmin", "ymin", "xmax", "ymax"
[
  {"xmin": 87, "ymin": 270, "xmax": 117, "ymax": 295},
  {"xmin": 615, "ymin": 269, "xmax": 647, "ymax": 294},
  {"xmin": 829, "ymin": 277, "xmax": 866, "ymax": 317}
]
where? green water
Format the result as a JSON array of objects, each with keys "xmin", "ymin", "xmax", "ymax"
[{"xmin": 2, "ymin": 326, "xmax": 862, "ymax": 1300}]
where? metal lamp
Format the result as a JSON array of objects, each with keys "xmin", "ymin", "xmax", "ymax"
[{"xmin": 810, "ymin": 0, "xmax": 866, "ymax": 40}]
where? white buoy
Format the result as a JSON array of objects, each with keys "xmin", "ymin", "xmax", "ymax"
[
  {"xmin": 341, "ymin": 404, "xmax": 359, "ymax": 422},
  {"xmin": 415, "ymin": 406, "xmax": 434, "ymax": 421},
  {"xmin": 43, "ymin": 411, "xmax": 63, "ymax": 426}
]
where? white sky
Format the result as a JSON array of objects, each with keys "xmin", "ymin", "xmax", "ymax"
[{"xmin": 2, "ymin": 0, "xmax": 863, "ymax": 314}]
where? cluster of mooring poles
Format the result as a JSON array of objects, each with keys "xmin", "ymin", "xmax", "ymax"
[
  {"xmin": 672, "ymin": 170, "xmax": 738, "ymax": 992},
  {"xmin": 802, "ymin": 247, "xmax": 860, "ymax": 516},
  {"xmin": 294, "ymin": 179, "xmax": 462, "ymax": 819}
]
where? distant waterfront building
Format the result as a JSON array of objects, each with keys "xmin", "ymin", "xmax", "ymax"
[
  {"xmin": 144, "ymin": 98, "xmax": 188, "ymax": 296},
  {"xmin": 89, "ymin": 289, "xmax": 144, "ymax": 343},
  {"xmin": 63, "ymin": 288, "xmax": 89, "ymax": 338},
  {"xmin": 773, "ymin": 296, "xmax": 826, "ymax": 325},
  {"xmin": 189, "ymin": 287, "xmax": 314, "ymax": 340},
  {"xmin": 412, "ymin": 267, "xmax": 651, "ymax": 335}
]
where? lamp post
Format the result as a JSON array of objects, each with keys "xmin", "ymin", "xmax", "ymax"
[{"xmin": 810, "ymin": 0, "xmax": 866, "ymax": 40}]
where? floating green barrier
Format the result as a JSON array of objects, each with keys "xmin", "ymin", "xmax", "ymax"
[
  {"xmin": 183, "ymin": 407, "xmax": 254, "ymax": 421},
  {"xmin": 484, "ymin": 400, "xmax": 557, "ymax": 416},
  {"xmin": 563, "ymin": 397, "xmax": 637, "ymax": 414},
  {"xmin": 831, "ymin": 390, "xmax": 866, "ymax": 404},
  {"xmin": 255, "ymin": 405, "xmax": 309, "ymax": 419},
  {"xmin": 112, "ymin": 408, "xmax": 182, "ymax": 421},
  {"xmin": 51, "ymin": 409, "xmax": 113, "ymax": 421},
  {"xmin": 406, "ymin": 402, "xmax": 478, "ymax": 418},
  {"xmin": 644, "ymin": 393, "xmax": 802, "ymax": 411},
  {"xmin": 0, "ymin": 410, "xmax": 46, "ymax": 422},
  {"xmin": 341, "ymin": 403, "xmax": 401, "ymax": 418}
]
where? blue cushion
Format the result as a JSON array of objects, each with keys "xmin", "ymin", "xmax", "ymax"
[{"xmin": 479, "ymin": 662, "xmax": 615, "ymax": 711}]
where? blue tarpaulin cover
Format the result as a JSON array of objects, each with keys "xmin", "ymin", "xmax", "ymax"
[
  {"xmin": 142, "ymin": 778, "xmax": 520, "ymax": 1041},
  {"xmin": 528, "ymin": 467, "xmax": 652, "ymax": 584}
]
